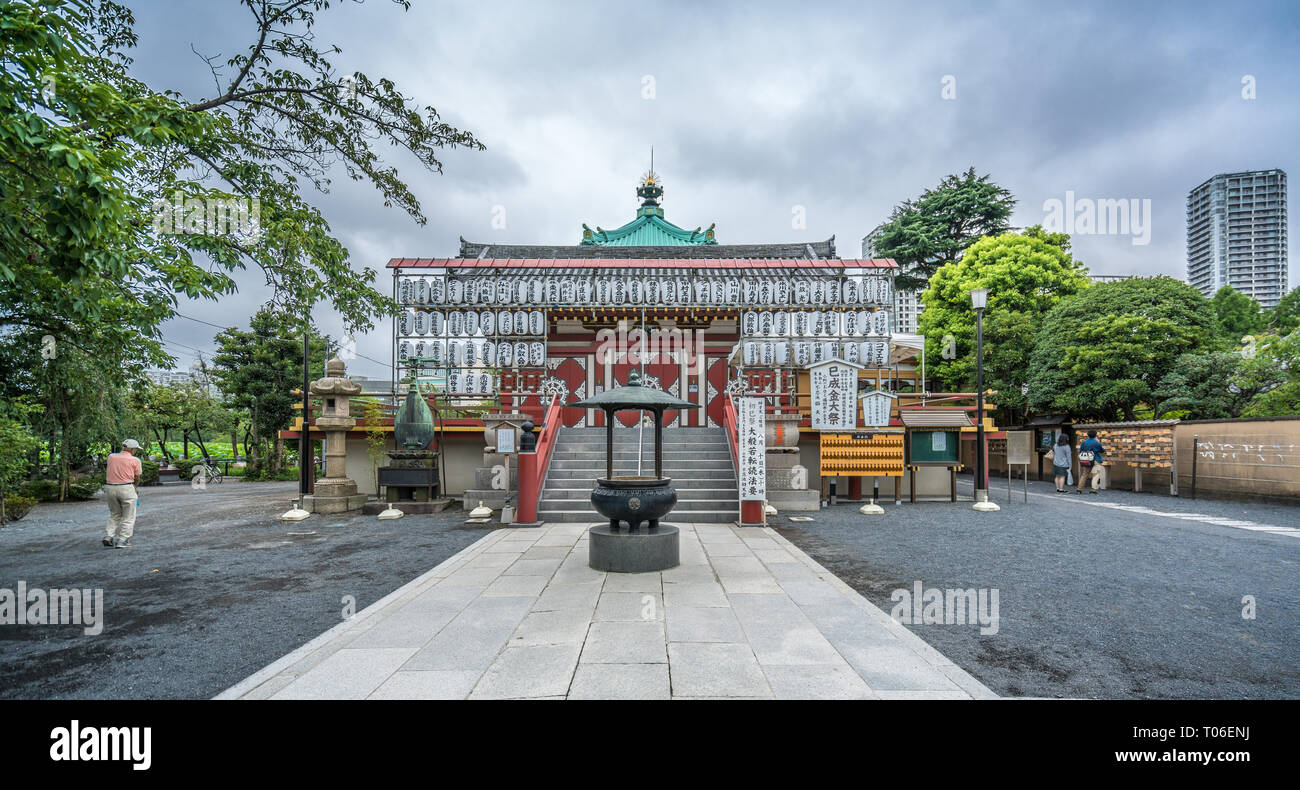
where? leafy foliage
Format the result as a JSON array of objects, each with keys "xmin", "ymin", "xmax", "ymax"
[
  {"xmin": 871, "ymin": 167, "xmax": 1016, "ymax": 291},
  {"xmin": 1026, "ymin": 277, "xmax": 1217, "ymax": 421},
  {"xmin": 1264, "ymin": 286, "xmax": 1300, "ymax": 335},
  {"xmin": 1210, "ymin": 286, "xmax": 1264, "ymax": 344},
  {"xmin": 211, "ymin": 308, "xmax": 324, "ymax": 475},
  {"xmin": 918, "ymin": 227, "xmax": 1090, "ymax": 416}
]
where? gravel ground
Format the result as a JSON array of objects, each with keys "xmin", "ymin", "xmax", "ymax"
[
  {"xmin": 775, "ymin": 476, "xmax": 1300, "ymax": 699},
  {"xmin": 0, "ymin": 482, "xmax": 493, "ymax": 699}
]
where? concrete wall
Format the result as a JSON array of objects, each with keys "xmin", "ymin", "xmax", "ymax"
[{"xmin": 1175, "ymin": 418, "xmax": 1300, "ymax": 501}]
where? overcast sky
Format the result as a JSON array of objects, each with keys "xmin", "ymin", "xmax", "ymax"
[{"xmin": 128, "ymin": 0, "xmax": 1300, "ymax": 378}]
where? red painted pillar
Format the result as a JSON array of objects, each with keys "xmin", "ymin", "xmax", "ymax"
[
  {"xmin": 515, "ymin": 451, "xmax": 538, "ymax": 524},
  {"xmin": 848, "ymin": 476, "xmax": 861, "ymax": 500},
  {"xmin": 740, "ymin": 500, "xmax": 765, "ymax": 527}
]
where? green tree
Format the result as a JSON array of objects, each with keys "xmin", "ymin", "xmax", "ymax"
[
  {"xmin": 1264, "ymin": 286, "xmax": 1300, "ymax": 335},
  {"xmin": 1026, "ymin": 276, "xmax": 1217, "ymax": 421},
  {"xmin": 1210, "ymin": 286, "xmax": 1264, "ymax": 344},
  {"xmin": 1240, "ymin": 331, "xmax": 1300, "ymax": 417},
  {"xmin": 871, "ymin": 167, "xmax": 1016, "ymax": 291},
  {"xmin": 917, "ymin": 227, "xmax": 1090, "ymax": 418},
  {"xmin": 211, "ymin": 309, "xmax": 324, "ymax": 476},
  {"xmin": 1152, "ymin": 350, "xmax": 1281, "ymax": 419},
  {"xmin": 1, "ymin": 0, "xmax": 481, "ymax": 392}
]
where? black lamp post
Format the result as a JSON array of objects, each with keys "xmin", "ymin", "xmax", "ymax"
[{"xmin": 970, "ymin": 288, "xmax": 999, "ymax": 512}]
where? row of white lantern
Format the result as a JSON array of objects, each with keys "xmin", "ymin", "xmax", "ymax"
[
  {"xmin": 397, "ymin": 274, "xmax": 893, "ymax": 308},
  {"xmin": 741, "ymin": 310, "xmax": 890, "ymax": 338},
  {"xmin": 397, "ymin": 309, "xmax": 546, "ymax": 338},
  {"xmin": 740, "ymin": 341, "xmax": 891, "ymax": 367},
  {"xmin": 398, "ymin": 339, "xmax": 547, "ymax": 368},
  {"xmin": 445, "ymin": 371, "xmax": 495, "ymax": 396}
]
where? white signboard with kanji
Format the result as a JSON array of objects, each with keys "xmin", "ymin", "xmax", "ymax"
[
  {"xmin": 807, "ymin": 359, "xmax": 863, "ymax": 431},
  {"xmin": 738, "ymin": 396, "xmax": 766, "ymax": 502},
  {"xmin": 860, "ymin": 389, "xmax": 896, "ymax": 428}
]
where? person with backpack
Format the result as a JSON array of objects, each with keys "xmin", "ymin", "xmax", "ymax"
[
  {"xmin": 1076, "ymin": 430, "xmax": 1106, "ymax": 494},
  {"xmin": 1046, "ymin": 433, "xmax": 1072, "ymax": 493}
]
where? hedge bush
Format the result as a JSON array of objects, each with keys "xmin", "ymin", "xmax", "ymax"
[
  {"xmin": 173, "ymin": 459, "xmax": 201, "ymax": 480},
  {"xmin": 67, "ymin": 474, "xmax": 105, "ymax": 500},
  {"xmin": 2, "ymin": 494, "xmax": 36, "ymax": 523},
  {"xmin": 20, "ymin": 479, "xmax": 60, "ymax": 502}
]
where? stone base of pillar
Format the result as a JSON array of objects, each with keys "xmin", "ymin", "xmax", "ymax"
[
  {"xmin": 764, "ymin": 489, "xmax": 821, "ymax": 511},
  {"xmin": 301, "ymin": 493, "xmax": 368, "ymax": 514},
  {"xmin": 313, "ymin": 478, "xmax": 358, "ymax": 498}
]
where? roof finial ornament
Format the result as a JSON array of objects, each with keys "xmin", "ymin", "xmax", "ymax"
[{"xmin": 637, "ymin": 147, "xmax": 663, "ymax": 208}]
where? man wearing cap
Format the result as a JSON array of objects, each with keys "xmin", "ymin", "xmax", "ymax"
[{"xmin": 104, "ymin": 439, "xmax": 143, "ymax": 548}]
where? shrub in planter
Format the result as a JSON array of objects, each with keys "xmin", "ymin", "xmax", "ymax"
[
  {"xmin": 174, "ymin": 459, "xmax": 201, "ymax": 480},
  {"xmin": 2, "ymin": 494, "xmax": 37, "ymax": 523}
]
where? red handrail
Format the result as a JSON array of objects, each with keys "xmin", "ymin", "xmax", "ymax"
[
  {"xmin": 514, "ymin": 395, "xmax": 564, "ymax": 524},
  {"xmin": 722, "ymin": 394, "xmax": 740, "ymax": 476}
]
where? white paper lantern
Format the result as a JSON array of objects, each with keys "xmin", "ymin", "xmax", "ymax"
[
  {"xmin": 529, "ymin": 310, "xmax": 545, "ymax": 336},
  {"xmin": 742, "ymin": 311, "xmax": 758, "ymax": 335},
  {"xmin": 497, "ymin": 310, "xmax": 512, "ymax": 335},
  {"xmin": 415, "ymin": 278, "xmax": 429, "ymax": 305},
  {"xmin": 513, "ymin": 311, "xmax": 528, "ymax": 335},
  {"xmin": 448, "ymin": 279, "xmax": 464, "ymax": 304},
  {"xmin": 529, "ymin": 341, "xmax": 545, "ymax": 366},
  {"xmin": 514, "ymin": 341, "xmax": 529, "ymax": 367},
  {"xmin": 428, "ymin": 310, "xmax": 444, "ymax": 335},
  {"xmin": 743, "ymin": 279, "xmax": 757, "ymax": 304},
  {"xmin": 398, "ymin": 311, "xmax": 412, "ymax": 336},
  {"xmin": 412, "ymin": 310, "xmax": 427, "ymax": 335},
  {"xmin": 430, "ymin": 277, "xmax": 445, "ymax": 305},
  {"xmin": 497, "ymin": 341, "xmax": 513, "ymax": 367},
  {"xmin": 398, "ymin": 341, "xmax": 411, "ymax": 363}
]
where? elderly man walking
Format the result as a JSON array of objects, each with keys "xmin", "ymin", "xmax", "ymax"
[{"xmin": 104, "ymin": 439, "xmax": 143, "ymax": 548}]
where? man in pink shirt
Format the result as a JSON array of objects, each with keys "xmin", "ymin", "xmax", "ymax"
[{"xmin": 104, "ymin": 439, "xmax": 143, "ymax": 548}]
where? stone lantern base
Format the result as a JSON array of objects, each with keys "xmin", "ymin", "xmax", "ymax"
[{"xmin": 301, "ymin": 477, "xmax": 367, "ymax": 514}]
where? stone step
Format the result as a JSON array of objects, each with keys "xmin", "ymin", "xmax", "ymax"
[
  {"xmin": 537, "ymin": 507, "xmax": 736, "ymax": 523},
  {"xmin": 545, "ymin": 469, "xmax": 738, "ymax": 481},
  {"xmin": 546, "ymin": 457, "xmax": 733, "ymax": 467},
  {"xmin": 550, "ymin": 448, "xmax": 732, "ymax": 457},
  {"xmin": 541, "ymin": 487, "xmax": 738, "ymax": 501}
]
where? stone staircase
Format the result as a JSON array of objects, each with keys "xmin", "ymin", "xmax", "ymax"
[{"xmin": 537, "ymin": 426, "xmax": 738, "ymax": 523}]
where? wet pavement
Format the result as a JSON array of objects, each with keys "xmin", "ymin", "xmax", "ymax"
[
  {"xmin": 775, "ymin": 476, "xmax": 1300, "ymax": 699},
  {"xmin": 0, "ymin": 482, "xmax": 493, "ymax": 699}
]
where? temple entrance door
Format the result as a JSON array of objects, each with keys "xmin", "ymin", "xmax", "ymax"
[{"xmin": 606, "ymin": 348, "xmax": 686, "ymax": 427}]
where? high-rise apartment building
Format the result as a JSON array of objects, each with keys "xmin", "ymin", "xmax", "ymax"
[{"xmin": 1186, "ymin": 169, "xmax": 1288, "ymax": 308}]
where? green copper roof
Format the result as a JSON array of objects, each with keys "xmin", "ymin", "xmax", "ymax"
[{"xmin": 580, "ymin": 171, "xmax": 718, "ymax": 246}]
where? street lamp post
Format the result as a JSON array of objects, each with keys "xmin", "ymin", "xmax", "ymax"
[{"xmin": 970, "ymin": 288, "xmax": 999, "ymax": 512}]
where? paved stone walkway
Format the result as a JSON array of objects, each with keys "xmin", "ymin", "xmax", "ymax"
[{"xmin": 217, "ymin": 523, "xmax": 996, "ymax": 700}]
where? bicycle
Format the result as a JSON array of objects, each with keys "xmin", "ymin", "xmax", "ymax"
[{"xmin": 194, "ymin": 458, "xmax": 223, "ymax": 485}]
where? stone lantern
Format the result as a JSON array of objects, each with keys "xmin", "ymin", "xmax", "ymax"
[{"xmin": 302, "ymin": 357, "xmax": 367, "ymax": 513}]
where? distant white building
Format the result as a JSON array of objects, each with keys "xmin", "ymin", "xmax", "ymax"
[{"xmin": 146, "ymin": 365, "xmax": 219, "ymax": 397}]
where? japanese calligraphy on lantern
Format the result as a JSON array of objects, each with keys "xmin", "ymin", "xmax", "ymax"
[
  {"xmin": 738, "ymin": 396, "xmax": 766, "ymax": 502},
  {"xmin": 860, "ymin": 389, "xmax": 896, "ymax": 429},
  {"xmin": 807, "ymin": 359, "xmax": 862, "ymax": 431}
]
